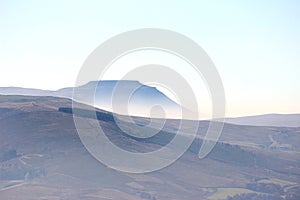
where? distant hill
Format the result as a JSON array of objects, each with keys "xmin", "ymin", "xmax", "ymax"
[
  {"xmin": 0, "ymin": 87, "xmax": 55, "ymax": 96},
  {"xmin": 0, "ymin": 80, "xmax": 182, "ymax": 119},
  {"xmin": 1, "ymin": 82, "xmax": 299, "ymax": 125},
  {"xmin": 223, "ymin": 114, "xmax": 300, "ymax": 127}
]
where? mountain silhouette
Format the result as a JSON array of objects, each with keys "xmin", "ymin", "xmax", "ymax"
[{"xmin": 0, "ymin": 80, "xmax": 183, "ymax": 119}]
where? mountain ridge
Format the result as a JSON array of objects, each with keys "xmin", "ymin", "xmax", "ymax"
[
  {"xmin": 0, "ymin": 80, "xmax": 182, "ymax": 119},
  {"xmin": 0, "ymin": 83, "xmax": 299, "ymax": 126},
  {"xmin": 222, "ymin": 113, "xmax": 300, "ymax": 127}
]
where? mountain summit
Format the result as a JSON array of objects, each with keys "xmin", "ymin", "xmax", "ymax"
[{"xmin": 0, "ymin": 80, "xmax": 182, "ymax": 119}]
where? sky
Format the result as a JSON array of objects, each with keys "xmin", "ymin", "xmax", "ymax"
[{"xmin": 0, "ymin": 0, "xmax": 299, "ymax": 117}]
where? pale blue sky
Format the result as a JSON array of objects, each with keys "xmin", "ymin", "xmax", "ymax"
[{"xmin": 0, "ymin": 0, "xmax": 299, "ymax": 117}]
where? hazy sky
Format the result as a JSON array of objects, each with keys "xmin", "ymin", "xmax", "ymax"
[{"xmin": 0, "ymin": 0, "xmax": 299, "ymax": 117}]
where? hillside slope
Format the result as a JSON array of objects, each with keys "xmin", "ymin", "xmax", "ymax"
[{"xmin": 0, "ymin": 95, "xmax": 299, "ymax": 200}]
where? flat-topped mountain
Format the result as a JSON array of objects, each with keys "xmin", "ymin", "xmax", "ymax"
[
  {"xmin": 1, "ymin": 82, "xmax": 300, "ymax": 126},
  {"xmin": 0, "ymin": 80, "xmax": 182, "ymax": 119}
]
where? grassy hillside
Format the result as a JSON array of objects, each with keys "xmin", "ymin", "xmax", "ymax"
[{"xmin": 0, "ymin": 95, "xmax": 299, "ymax": 200}]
